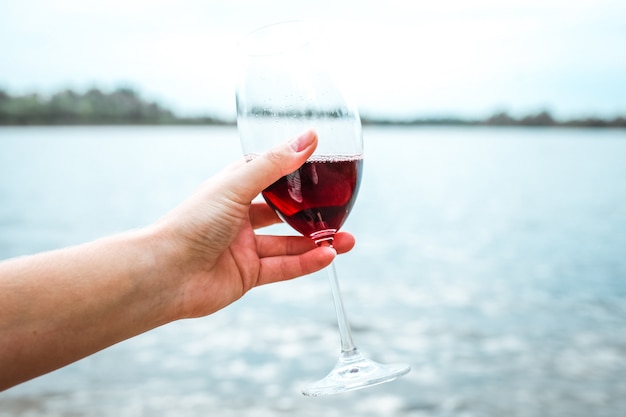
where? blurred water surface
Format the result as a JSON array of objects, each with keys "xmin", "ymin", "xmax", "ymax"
[{"xmin": 1, "ymin": 126, "xmax": 625, "ymax": 416}]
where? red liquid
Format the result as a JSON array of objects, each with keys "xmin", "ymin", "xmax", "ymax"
[{"xmin": 262, "ymin": 156, "xmax": 363, "ymax": 243}]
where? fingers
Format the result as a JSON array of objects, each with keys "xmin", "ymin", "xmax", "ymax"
[
  {"xmin": 249, "ymin": 203, "xmax": 281, "ymax": 229},
  {"xmin": 328, "ymin": 232, "xmax": 356, "ymax": 254},
  {"xmin": 253, "ymin": 231, "xmax": 356, "ymax": 286},
  {"xmin": 255, "ymin": 246, "xmax": 337, "ymax": 287},
  {"xmin": 256, "ymin": 232, "xmax": 355, "ymax": 257},
  {"xmin": 226, "ymin": 130, "xmax": 318, "ymax": 203}
]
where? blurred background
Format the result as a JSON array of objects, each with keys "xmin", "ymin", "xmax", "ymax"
[
  {"xmin": 1, "ymin": 1, "xmax": 626, "ymax": 416},
  {"xmin": 2, "ymin": 0, "xmax": 626, "ymax": 121}
]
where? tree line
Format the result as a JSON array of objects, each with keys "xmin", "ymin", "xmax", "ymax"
[
  {"xmin": 0, "ymin": 87, "xmax": 226, "ymax": 125},
  {"xmin": 362, "ymin": 110, "xmax": 626, "ymax": 128},
  {"xmin": 1, "ymin": 87, "xmax": 624, "ymax": 128}
]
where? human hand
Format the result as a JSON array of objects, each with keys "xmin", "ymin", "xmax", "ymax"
[{"xmin": 153, "ymin": 130, "xmax": 356, "ymax": 319}]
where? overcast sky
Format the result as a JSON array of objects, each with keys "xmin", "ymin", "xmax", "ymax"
[{"xmin": 1, "ymin": 0, "xmax": 625, "ymax": 119}]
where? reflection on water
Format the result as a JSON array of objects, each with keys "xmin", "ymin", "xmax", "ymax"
[{"xmin": 1, "ymin": 126, "xmax": 626, "ymax": 416}]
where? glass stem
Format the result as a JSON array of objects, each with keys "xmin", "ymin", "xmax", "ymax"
[{"xmin": 326, "ymin": 260, "xmax": 357, "ymax": 354}]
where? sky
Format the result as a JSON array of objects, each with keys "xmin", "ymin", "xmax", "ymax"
[{"xmin": 1, "ymin": 0, "xmax": 625, "ymax": 120}]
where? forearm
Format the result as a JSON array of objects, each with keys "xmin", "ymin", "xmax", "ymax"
[
  {"xmin": 0, "ymin": 132, "xmax": 341, "ymax": 391},
  {"xmin": 0, "ymin": 227, "xmax": 179, "ymax": 390}
]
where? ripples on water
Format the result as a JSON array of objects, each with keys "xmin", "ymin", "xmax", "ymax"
[{"xmin": 1, "ymin": 126, "xmax": 625, "ymax": 416}]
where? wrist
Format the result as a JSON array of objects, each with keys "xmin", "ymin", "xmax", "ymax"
[{"xmin": 139, "ymin": 223, "xmax": 194, "ymax": 323}]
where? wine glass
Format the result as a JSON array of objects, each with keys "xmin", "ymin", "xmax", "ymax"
[{"xmin": 235, "ymin": 21, "xmax": 410, "ymax": 396}]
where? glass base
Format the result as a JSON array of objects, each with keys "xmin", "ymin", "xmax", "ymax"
[{"xmin": 302, "ymin": 349, "xmax": 411, "ymax": 396}]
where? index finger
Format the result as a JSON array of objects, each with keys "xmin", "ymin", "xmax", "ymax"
[{"xmin": 249, "ymin": 202, "xmax": 281, "ymax": 229}]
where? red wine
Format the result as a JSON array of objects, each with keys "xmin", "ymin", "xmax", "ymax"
[{"xmin": 262, "ymin": 156, "xmax": 363, "ymax": 243}]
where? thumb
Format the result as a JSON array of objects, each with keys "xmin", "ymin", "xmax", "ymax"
[{"xmin": 229, "ymin": 130, "xmax": 317, "ymax": 203}]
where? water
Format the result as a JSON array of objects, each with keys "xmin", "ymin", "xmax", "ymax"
[{"xmin": 1, "ymin": 126, "xmax": 626, "ymax": 416}]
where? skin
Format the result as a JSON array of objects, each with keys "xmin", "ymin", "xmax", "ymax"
[{"xmin": 0, "ymin": 130, "xmax": 355, "ymax": 391}]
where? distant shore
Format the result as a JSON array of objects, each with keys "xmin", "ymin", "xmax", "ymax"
[
  {"xmin": 1, "ymin": 87, "xmax": 624, "ymax": 128},
  {"xmin": 361, "ymin": 111, "xmax": 626, "ymax": 128}
]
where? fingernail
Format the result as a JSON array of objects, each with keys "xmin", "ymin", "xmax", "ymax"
[{"xmin": 289, "ymin": 130, "xmax": 315, "ymax": 152}]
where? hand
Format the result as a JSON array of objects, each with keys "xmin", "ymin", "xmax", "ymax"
[
  {"xmin": 153, "ymin": 130, "xmax": 355, "ymax": 319},
  {"xmin": 0, "ymin": 129, "xmax": 355, "ymax": 390}
]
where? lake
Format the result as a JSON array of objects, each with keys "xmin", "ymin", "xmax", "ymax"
[{"xmin": 1, "ymin": 125, "xmax": 626, "ymax": 416}]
